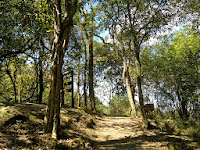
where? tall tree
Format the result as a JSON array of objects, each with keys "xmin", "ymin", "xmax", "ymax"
[
  {"xmin": 101, "ymin": 0, "xmax": 174, "ymax": 127},
  {"xmin": 116, "ymin": 31, "xmax": 138, "ymax": 117},
  {"xmin": 122, "ymin": 56, "xmax": 137, "ymax": 117},
  {"xmin": 44, "ymin": 0, "xmax": 78, "ymax": 139},
  {"xmin": 81, "ymin": 3, "xmax": 96, "ymax": 112},
  {"xmin": 88, "ymin": 30, "xmax": 96, "ymax": 111},
  {"xmin": 38, "ymin": 41, "xmax": 45, "ymax": 104},
  {"xmin": 83, "ymin": 39, "xmax": 88, "ymax": 110}
]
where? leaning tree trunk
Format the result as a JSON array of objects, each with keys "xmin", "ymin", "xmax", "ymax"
[
  {"xmin": 44, "ymin": 0, "xmax": 78, "ymax": 139},
  {"xmin": 135, "ymin": 51, "xmax": 148, "ymax": 128},
  {"xmin": 122, "ymin": 57, "xmax": 137, "ymax": 118}
]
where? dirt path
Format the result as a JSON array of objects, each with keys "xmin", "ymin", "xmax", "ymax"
[
  {"xmin": 0, "ymin": 103, "xmax": 199, "ymax": 149},
  {"xmin": 88, "ymin": 116, "xmax": 198, "ymax": 150}
]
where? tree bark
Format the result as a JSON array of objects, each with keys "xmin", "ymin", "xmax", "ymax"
[
  {"xmin": 83, "ymin": 42, "xmax": 87, "ymax": 110},
  {"xmin": 61, "ymin": 73, "xmax": 64, "ymax": 106},
  {"xmin": 122, "ymin": 57, "xmax": 137, "ymax": 117},
  {"xmin": 135, "ymin": 51, "xmax": 148, "ymax": 128},
  {"xmin": 44, "ymin": 0, "xmax": 78, "ymax": 139},
  {"xmin": 89, "ymin": 32, "xmax": 95, "ymax": 112},
  {"xmin": 44, "ymin": 0, "xmax": 62, "ymax": 138},
  {"xmin": 71, "ymin": 70, "xmax": 74, "ymax": 108},
  {"xmin": 177, "ymin": 87, "xmax": 189, "ymax": 120},
  {"xmin": 77, "ymin": 58, "xmax": 81, "ymax": 107},
  {"xmin": 18, "ymin": 75, "xmax": 21, "ymax": 103},
  {"xmin": 82, "ymin": 15, "xmax": 88, "ymax": 111},
  {"xmin": 38, "ymin": 48, "xmax": 43, "ymax": 104}
]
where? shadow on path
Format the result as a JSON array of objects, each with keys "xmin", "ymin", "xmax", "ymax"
[{"xmin": 95, "ymin": 133, "xmax": 195, "ymax": 150}]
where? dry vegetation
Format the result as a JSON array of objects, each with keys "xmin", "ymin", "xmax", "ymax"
[{"xmin": 0, "ymin": 102, "xmax": 95, "ymax": 149}]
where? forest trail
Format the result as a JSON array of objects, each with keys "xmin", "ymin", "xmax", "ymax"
[
  {"xmin": 93, "ymin": 116, "xmax": 144, "ymax": 142},
  {"xmin": 90, "ymin": 116, "xmax": 198, "ymax": 150},
  {"xmin": 0, "ymin": 103, "xmax": 199, "ymax": 149}
]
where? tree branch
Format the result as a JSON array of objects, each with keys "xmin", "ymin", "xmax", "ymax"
[
  {"xmin": 93, "ymin": 34, "xmax": 111, "ymax": 45},
  {"xmin": 0, "ymin": 38, "xmax": 37, "ymax": 61}
]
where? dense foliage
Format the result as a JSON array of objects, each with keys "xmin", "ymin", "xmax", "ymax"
[{"xmin": 142, "ymin": 28, "xmax": 200, "ymax": 120}]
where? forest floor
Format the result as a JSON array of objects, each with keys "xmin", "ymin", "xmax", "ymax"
[{"xmin": 0, "ymin": 102, "xmax": 199, "ymax": 150}]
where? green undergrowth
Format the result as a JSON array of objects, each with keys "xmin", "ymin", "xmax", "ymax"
[{"xmin": 154, "ymin": 115, "xmax": 200, "ymax": 141}]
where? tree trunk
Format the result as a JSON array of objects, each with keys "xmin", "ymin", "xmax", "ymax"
[
  {"xmin": 18, "ymin": 76, "xmax": 21, "ymax": 103},
  {"xmin": 177, "ymin": 88, "xmax": 189, "ymax": 120},
  {"xmin": 6, "ymin": 63, "xmax": 17, "ymax": 103},
  {"xmin": 126, "ymin": 1, "xmax": 148, "ymax": 127},
  {"xmin": 13, "ymin": 79, "xmax": 17, "ymax": 103},
  {"xmin": 135, "ymin": 51, "xmax": 148, "ymax": 128},
  {"xmin": 44, "ymin": 48, "xmax": 63, "ymax": 139},
  {"xmin": 71, "ymin": 70, "xmax": 74, "ymax": 108},
  {"xmin": 77, "ymin": 58, "xmax": 81, "ymax": 107},
  {"xmin": 44, "ymin": 0, "xmax": 62, "ymax": 138},
  {"xmin": 44, "ymin": 0, "xmax": 78, "ymax": 139},
  {"xmin": 84, "ymin": 42, "xmax": 87, "ymax": 110},
  {"xmin": 61, "ymin": 73, "xmax": 64, "ymax": 106},
  {"xmin": 181, "ymin": 99, "xmax": 189, "ymax": 120},
  {"xmin": 122, "ymin": 57, "xmax": 137, "ymax": 117},
  {"xmin": 89, "ymin": 32, "xmax": 95, "ymax": 112},
  {"xmin": 38, "ymin": 48, "xmax": 43, "ymax": 104}
]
